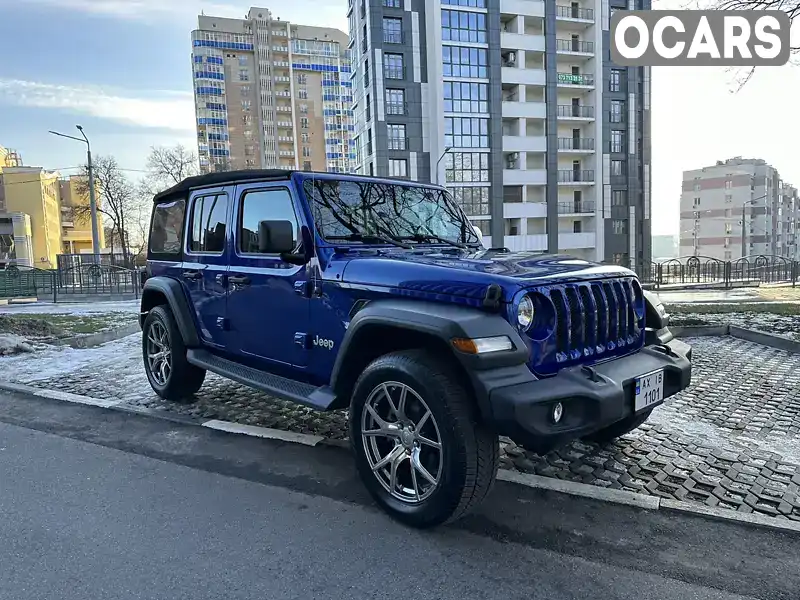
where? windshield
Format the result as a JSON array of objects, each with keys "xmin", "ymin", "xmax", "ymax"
[{"xmin": 302, "ymin": 178, "xmax": 481, "ymax": 246}]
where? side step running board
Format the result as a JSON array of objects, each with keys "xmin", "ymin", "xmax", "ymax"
[{"xmin": 186, "ymin": 349, "xmax": 337, "ymax": 411}]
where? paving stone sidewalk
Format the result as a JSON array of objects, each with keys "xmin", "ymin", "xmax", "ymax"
[{"xmin": 2, "ymin": 334, "xmax": 800, "ymax": 521}]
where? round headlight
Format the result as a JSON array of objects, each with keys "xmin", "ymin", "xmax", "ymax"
[{"xmin": 517, "ymin": 295, "xmax": 534, "ymax": 331}]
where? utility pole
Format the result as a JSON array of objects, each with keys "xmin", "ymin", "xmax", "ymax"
[
  {"xmin": 435, "ymin": 147, "xmax": 452, "ymax": 185},
  {"xmin": 741, "ymin": 202, "xmax": 747, "ymax": 259},
  {"xmin": 49, "ymin": 125, "xmax": 101, "ymax": 264}
]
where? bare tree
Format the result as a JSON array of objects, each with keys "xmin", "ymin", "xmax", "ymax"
[
  {"xmin": 76, "ymin": 155, "xmax": 142, "ymax": 267},
  {"xmin": 708, "ymin": 1, "xmax": 799, "ymax": 88},
  {"xmin": 145, "ymin": 144, "xmax": 199, "ymax": 188}
]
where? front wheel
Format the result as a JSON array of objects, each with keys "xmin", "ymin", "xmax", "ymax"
[{"xmin": 349, "ymin": 350, "xmax": 499, "ymax": 528}]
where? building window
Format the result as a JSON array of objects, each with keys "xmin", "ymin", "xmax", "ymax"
[
  {"xmin": 298, "ymin": 89, "xmax": 308, "ymax": 99},
  {"xmin": 441, "ymin": 9, "xmax": 487, "ymax": 44},
  {"xmin": 610, "ymin": 130, "xmax": 625, "ymax": 153},
  {"xmin": 442, "ymin": 0, "xmax": 486, "ymax": 6},
  {"xmin": 384, "ymin": 53, "xmax": 404, "ymax": 79},
  {"xmin": 389, "ymin": 159, "xmax": 408, "ymax": 177},
  {"xmin": 442, "ymin": 46, "xmax": 488, "ymax": 78},
  {"xmin": 300, "ymin": 118, "xmax": 309, "ymax": 129},
  {"xmin": 612, "ymin": 252, "xmax": 629, "ymax": 265},
  {"xmin": 610, "ymin": 100, "xmax": 624, "ymax": 123},
  {"xmin": 445, "ymin": 152, "xmax": 489, "ymax": 183},
  {"xmin": 366, "ymin": 94, "xmax": 371, "ymax": 121},
  {"xmin": 612, "ymin": 220, "xmax": 628, "ymax": 235},
  {"xmin": 385, "ymin": 89, "xmax": 405, "ymax": 115},
  {"xmin": 609, "ymin": 69, "xmax": 623, "ymax": 92},
  {"xmin": 611, "ymin": 190, "xmax": 626, "ymax": 206},
  {"xmin": 610, "ymin": 159, "xmax": 626, "ymax": 178},
  {"xmin": 302, "ymin": 146, "xmax": 311, "ymax": 157},
  {"xmin": 450, "ymin": 186, "xmax": 489, "ymax": 216},
  {"xmin": 383, "ymin": 18, "xmax": 403, "ymax": 44},
  {"xmin": 301, "ymin": 133, "xmax": 309, "ymax": 143},
  {"xmin": 725, "ymin": 193, "xmax": 732, "ymax": 203},
  {"xmin": 297, "ymin": 74, "xmax": 307, "ymax": 85},
  {"xmin": 573, "ymin": 221, "xmax": 582, "ymax": 233},
  {"xmin": 693, "ymin": 197, "xmax": 700, "ymax": 206},
  {"xmin": 383, "ymin": 0, "xmax": 401, "ymax": 6},
  {"xmin": 303, "ymin": 160, "xmax": 312, "ymax": 171},
  {"xmin": 444, "ymin": 82, "xmax": 488, "ymax": 113},
  {"xmin": 445, "ymin": 117, "xmax": 489, "ymax": 148},
  {"xmin": 238, "ymin": 55, "xmax": 248, "ymax": 66},
  {"xmin": 239, "ymin": 69, "xmax": 249, "ymax": 82},
  {"xmin": 387, "ymin": 124, "xmax": 407, "ymax": 150}
]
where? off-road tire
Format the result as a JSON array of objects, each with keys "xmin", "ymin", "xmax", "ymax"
[
  {"xmin": 349, "ymin": 349, "xmax": 499, "ymax": 528},
  {"xmin": 583, "ymin": 408, "xmax": 653, "ymax": 445},
  {"xmin": 142, "ymin": 304, "xmax": 205, "ymax": 402}
]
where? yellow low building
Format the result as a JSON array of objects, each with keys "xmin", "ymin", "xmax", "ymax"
[{"xmin": 0, "ymin": 149, "xmax": 105, "ymax": 268}]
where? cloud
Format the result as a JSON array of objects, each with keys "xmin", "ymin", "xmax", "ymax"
[{"xmin": 0, "ymin": 79, "xmax": 195, "ymax": 132}]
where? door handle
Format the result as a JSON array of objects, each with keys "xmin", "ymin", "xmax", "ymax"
[
  {"xmin": 182, "ymin": 270, "xmax": 202, "ymax": 280},
  {"xmin": 228, "ymin": 275, "xmax": 251, "ymax": 286}
]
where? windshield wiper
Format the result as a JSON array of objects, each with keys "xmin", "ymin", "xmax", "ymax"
[
  {"xmin": 398, "ymin": 232, "xmax": 468, "ymax": 249},
  {"xmin": 326, "ymin": 232, "xmax": 413, "ymax": 249}
]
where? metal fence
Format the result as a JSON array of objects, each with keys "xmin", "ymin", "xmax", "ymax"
[
  {"xmin": 1, "ymin": 260, "xmax": 140, "ymax": 301},
  {"xmin": 630, "ymin": 255, "xmax": 799, "ymax": 290}
]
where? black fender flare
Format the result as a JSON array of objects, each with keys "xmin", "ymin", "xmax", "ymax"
[
  {"xmin": 139, "ymin": 277, "xmax": 200, "ymax": 347},
  {"xmin": 329, "ymin": 299, "xmax": 533, "ymax": 421}
]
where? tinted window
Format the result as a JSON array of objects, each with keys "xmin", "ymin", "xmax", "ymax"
[
  {"xmin": 239, "ymin": 188, "xmax": 298, "ymax": 254},
  {"xmin": 149, "ymin": 199, "xmax": 185, "ymax": 255},
  {"xmin": 188, "ymin": 194, "xmax": 228, "ymax": 253}
]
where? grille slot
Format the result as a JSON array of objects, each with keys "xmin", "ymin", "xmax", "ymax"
[{"xmin": 546, "ymin": 278, "xmax": 640, "ymax": 362}]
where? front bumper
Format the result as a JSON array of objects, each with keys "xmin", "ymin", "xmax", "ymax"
[{"xmin": 489, "ymin": 338, "xmax": 692, "ymax": 454}]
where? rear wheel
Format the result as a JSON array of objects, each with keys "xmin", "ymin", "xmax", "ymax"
[
  {"xmin": 349, "ymin": 350, "xmax": 499, "ymax": 528},
  {"xmin": 583, "ymin": 408, "xmax": 653, "ymax": 445},
  {"xmin": 142, "ymin": 305, "xmax": 205, "ymax": 402}
]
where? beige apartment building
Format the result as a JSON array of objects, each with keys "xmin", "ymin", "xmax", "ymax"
[
  {"xmin": 191, "ymin": 7, "xmax": 354, "ymax": 174},
  {"xmin": 0, "ymin": 149, "xmax": 105, "ymax": 268},
  {"xmin": 680, "ymin": 157, "xmax": 799, "ymax": 261}
]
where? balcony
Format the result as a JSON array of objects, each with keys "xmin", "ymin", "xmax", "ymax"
[
  {"xmin": 276, "ymin": 105, "xmax": 292, "ymax": 112},
  {"xmin": 501, "ymin": 67, "xmax": 545, "ymax": 86},
  {"xmin": 500, "ymin": 32, "xmax": 545, "ymax": 52},
  {"xmin": 500, "ymin": 0, "xmax": 544, "ymax": 17},
  {"xmin": 557, "ymin": 201, "xmax": 595, "ymax": 214},
  {"xmin": 557, "ymin": 73, "xmax": 594, "ymax": 88},
  {"xmin": 278, "ymin": 136, "xmax": 294, "ymax": 143},
  {"xmin": 277, "ymin": 121, "xmax": 293, "ymax": 128},
  {"xmin": 279, "ymin": 150, "xmax": 294, "ymax": 157},
  {"xmin": 275, "ymin": 90, "xmax": 291, "ymax": 97},
  {"xmin": 558, "ymin": 170, "xmax": 595, "ymax": 184},
  {"xmin": 503, "ymin": 169, "xmax": 547, "ymax": 186},
  {"xmin": 503, "ymin": 135, "xmax": 546, "ymax": 153},
  {"xmin": 502, "ymin": 232, "xmax": 597, "ymax": 251},
  {"xmin": 61, "ymin": 221, "xmax": 74, "ymax": 228},
  {"xmin": 557, "ymin": 137, "xmax": 595, "ymax": 152},
  {"xmin": 559, "ymin": 232, "xmax": 596, "ymax": 249},
  {"xmin": 555, "ymin": 4, "xmax": 594, "ymax": 23},
  {"xmin": 274, "ymin": 76, "xmax": 290, "ymax": 83},
  {"xmin": 556, "ymin": 104, "xmax": 594, "ymax": 120},
  {"xmin": 503, "ymin": 202, "xmax": 547, "ymax": 219},
  {"xmin": 502, "ymin": 100, "xmax": 546, "ymax": 119},
  {"xmin": 555, "ymin": 39, "xmax": 594, "ymax": 55},
  {"xmin": 386, "ymin": 101, "xmax": 407, "ymax": 116}
]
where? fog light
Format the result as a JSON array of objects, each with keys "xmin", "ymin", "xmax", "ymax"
[{"xmin": 552, "ymin": 402, "xmax": 563, "ymax": 424}]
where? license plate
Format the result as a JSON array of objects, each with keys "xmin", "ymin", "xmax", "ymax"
[{"xmin": 634, "ymin": 370, "xmax": 664, "ymax": 412}]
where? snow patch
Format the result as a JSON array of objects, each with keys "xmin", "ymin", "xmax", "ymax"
[
  {"xmin": 0, "ymin": 300, "xmax": 139, "ymax": 316},
  {"xmin": 0, "ymin": 334, "xmax": 34, "ymax": 356}
]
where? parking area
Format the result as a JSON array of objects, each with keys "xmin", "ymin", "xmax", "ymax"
[{"xmin": 2, "ymin": 333, "xmax": 799, "ymax": 521}]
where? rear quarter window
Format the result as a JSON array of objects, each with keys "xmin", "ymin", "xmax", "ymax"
[{"xmin": 149, "ymin": 198, "xmax": 186, "ymax": 258}]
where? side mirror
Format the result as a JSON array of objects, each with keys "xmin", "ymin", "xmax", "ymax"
[{"xmin": 258, "ymin": 220, "xmax": 295, "ymax": 254}]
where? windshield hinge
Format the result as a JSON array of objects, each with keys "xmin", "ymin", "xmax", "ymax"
[{"xmin": 482, "ymin": 283, "xmax": 503, "ymax": 311}]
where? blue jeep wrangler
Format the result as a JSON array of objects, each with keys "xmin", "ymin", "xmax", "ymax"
[{"xmin": 141, "ymin": 169, "xmax": 691, "ymax": 528}]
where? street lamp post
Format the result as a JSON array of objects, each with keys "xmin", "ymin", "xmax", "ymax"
[
  {"xmin": 48, "ymin": 125, "xmax": 101, "ymax": 263},
  {"xmin": 741, "ymin": 194, "xmax": 769, "ymax": 259},
  {"xmin": 435, "ymin": 147, "xmax": 452, "ymax": 185}
]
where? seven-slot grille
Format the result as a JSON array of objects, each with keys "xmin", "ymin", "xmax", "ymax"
[{"xmin": 547, "ymin": 278, "xmax": 640, "ymax": 360}]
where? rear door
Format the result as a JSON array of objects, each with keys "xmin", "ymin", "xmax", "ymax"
[{"xmin": 181, "ymin": 186, "xmax": 231, "ymax": 349}]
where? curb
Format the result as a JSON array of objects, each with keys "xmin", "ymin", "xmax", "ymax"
[
  {"xmin": 52, "ymin": 322, "xmax": 141, "ymax": 349},
  {"xmin": 672, "ymin": 324, "xmax": 800, "ymax": 353},
  {"xmin": 2, "ymin": 379, "xmax": 799, "ymax": 535}
]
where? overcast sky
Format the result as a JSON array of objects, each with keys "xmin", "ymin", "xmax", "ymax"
[{"xmin": 0, "ymin": 0, "xmax": 797, "ymax": 236}]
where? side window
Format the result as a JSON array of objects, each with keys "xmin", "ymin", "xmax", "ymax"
[
  {"xmin": 149, "ymin": 198, "xmax": 186, "ymax": 256},
  {"xmin": 239, "ymin": 188, "xmax": 299, "ymax": 254},
  {"xmin": 188, "ymin": 193, "xmax": 228, "ymax": 254}
]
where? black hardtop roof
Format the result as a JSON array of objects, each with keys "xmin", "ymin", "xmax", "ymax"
[{"xmin": 151, "ymin": 168, "xmax": 445, "ymax": 203}]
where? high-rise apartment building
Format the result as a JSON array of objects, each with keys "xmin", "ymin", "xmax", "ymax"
[
  {"xmin": 191, "ymin": 8, "xmax": 356, "ymax": 174},
  {"xmin": 348, "ymin": 0, "xmax": 651, "ymax": 269},
  {"xmin": 680, "ymin": 157, "xmax": 799, "ymax": 261}
]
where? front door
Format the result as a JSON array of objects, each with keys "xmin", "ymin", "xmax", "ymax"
[
  {"xmin": 182, "ymin": 187, "xmax": 231, "ymax": 349},
  {"xmin": 226, "ymin": 182, "xmax": 310, "ymax": 368}
]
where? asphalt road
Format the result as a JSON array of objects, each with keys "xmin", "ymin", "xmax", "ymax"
[{"xmin": 0, "ymin": 390, "xmax": 797, "ymax": 600}]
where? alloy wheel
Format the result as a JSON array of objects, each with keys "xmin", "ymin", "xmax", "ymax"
[
  {"xmin": 360, "ymin": 381, "xmax": 443, "ymax": 504},
  {"xmin": 146, "ymin": 320, "xmax": 172, "ymax": 387}
]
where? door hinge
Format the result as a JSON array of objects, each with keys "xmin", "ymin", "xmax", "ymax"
[
  {"xmin": 294, "ymin": 332, "xmax": 309, "ymax": 348},
  {"xmin": 217, "ymin": 317, "xmax": 230, "ymax": 331}
]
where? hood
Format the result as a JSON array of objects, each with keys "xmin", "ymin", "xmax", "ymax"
[{"xmin": 336, "ymin": 248, "xmax": 635, "ymax": 301}]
